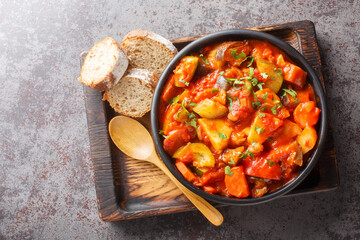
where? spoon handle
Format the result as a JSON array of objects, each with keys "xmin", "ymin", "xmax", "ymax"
[{"xmin": 150, "ymin": 152, "xmax": 224, "ymax": 226}]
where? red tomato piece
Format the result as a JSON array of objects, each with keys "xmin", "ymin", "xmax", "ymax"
[
  {"xmin": 200, "ymin": 167, "xmax": 225, "ymax": 185},
  {"xmin": 243, "ymin": 156, "xmax": 282, "ymax": 180},
  {"xmin": 161, "ymin": 74, "xmax": 183, "ymax": 103},
  {"xmin": 175, "ymin": 162, "xmax": 197, "ymax": 183},
  {"xmin": 282, "ymin": 63, "xmax": 307, "ymax": 88},
  {"xmin": 225, "ymin": 166, "xmax": 250, "ymax": 198},
  {"xmin": 163, "ymin": 128, "xmax": 191, "ymax": 155},
  {"xmin": 293, "ymin": 101, "xmax": 321, "ymax": 128}
]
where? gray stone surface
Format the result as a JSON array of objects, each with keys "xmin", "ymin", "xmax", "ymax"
[{"xmin": 0, "ymin": 0, "xmax": 359, "ymax": 239}]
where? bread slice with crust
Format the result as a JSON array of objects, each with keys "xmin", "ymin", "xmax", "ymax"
[
  {"xmin": 78, "ymin": 37, "xmax": 128, "ymax": 91},
  {"xmin": 121, "ymin": 30, "xmax": 177, "ymax": 77},
  {"xmin": 103, "ymin": 68, "xmax": 158, "ymax": 117}
]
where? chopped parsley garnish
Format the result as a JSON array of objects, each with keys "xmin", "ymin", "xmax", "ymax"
[
  {"xmin": 189, "ymin": 118, "xmax": 197, "ymax": 128},
  {"xmin": 200, "ymin": 54, "xmax": 209, "ymax": 65},
  {"xmin": 267, "ymin": 160, "xmax": 276, "ymax": 166},
  {"xmin": 211, "ymin": 88, "xmax": 219, "ymax": 95},
  {"xmin": 227, "ymin": 97, "xmax": 233, "ymax": 111},
  {"xmin": 260, "ymin": 106, "xmax": 267, "ymax": 111},
  {"xmin": 225, "ymin": 165, "xmax": 233, "ymax": 176},
  {"xmin": 187, "ymin": 101, "xmax": 197, "ymax": 107},
  {"xmin": 255, "ymin": 126, "xmax": 265, "ymax": 134},
  {"xmin": 271, "ymin": 104, "xmax": 278, "ymax": 115},
  {"xmin": 219, "ymin": 71, "xmax": 225, "ymax": 75},
  {"xmin": 250, "ymin": 77, "xmax": 258, "ymax": 86},
  {"xmin": 228, "ymin": 158, "xmax": 236, "ymax": 165},
  {"xmin": 261, "ymin": 73, "xmax": 269, "ymax": 79},
  {"xmin": 257, "ymin": 112, "xmax": 266, "ymax": 118},
  {"xmin": 234, "ymin": 97, "xmax": 240, "ymax": 106},
  {"xmin": 169, "ymin": 96, "xmax": 179, "ymax": 104},
  {"xmin": 257, "ymin": 82, "xmax": 265, "ymax": 90},
  {"xmin": 239, "ymin": 150, "xmax": 254, "ymax": 159},
  {"xmin": 179, "ymin": 79, "xmax": 189, "ymax": 86},
  {"xmin": 252, "ymin": 101, "xmax": 261, "ymax": 109},
  {"xmin": 181, "ymin": 103, "xmax": 190, "ymax": 115},
  {"xmin": 188, "ymin": 112, "xmax": 196, "ymax": 119},
  {"xmin": 246, "ymin": 56, "xmax": 254, "ymax": 67},
  {"xmin": 159, "ymin": 130, "xmax": 169, "ymax": 139},
  {"xmin": 282, "ymin": 88, "xmax": 298, "ymax": 98},
  {"xmin": 262, "ymin": 92, "xmax": 269, "ymax": 100},
  {"xmin": 268, "ymin": 137, "xmax": 274, "ymax": 142},
  {"xmin": 231, "ymin": 50, "xmax": 246, "ymax": 60},
  {"xmin": 275, "ymin": 68, "xmax": 282, "ymax": 75},
  {"xmin": 217, "ymin": 132, "xmax": 228, "ymax": 139}
]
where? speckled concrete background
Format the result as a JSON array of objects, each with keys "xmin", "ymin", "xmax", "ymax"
[{"xmin": 0, "ymin": 0, "xmax": 359, "ymax": 239}]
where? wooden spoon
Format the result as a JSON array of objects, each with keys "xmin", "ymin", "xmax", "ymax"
[{"xmin": 109, "ymin": 116, "xmax": 223, "ymax": 226}]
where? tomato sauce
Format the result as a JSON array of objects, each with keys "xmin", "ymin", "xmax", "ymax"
[{"xmin": 159, "ymin": 40, "xmax": 321, "ymax": 198}]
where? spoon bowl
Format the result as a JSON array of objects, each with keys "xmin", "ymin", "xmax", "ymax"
[{"xmin": 108, "ymin": 116, "xmax": 224, "ymax": 226}]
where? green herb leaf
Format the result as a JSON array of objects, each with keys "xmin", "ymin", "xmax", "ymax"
[
  {"xmin": 271, "ymin": 104, "xmax": 278, "ymax": 115},
  {"xmin": 159, "ymin": 130, "xmax": 169, "ymax": 139},
  {"xmin": 200, "ymin": 54, "xmax": 209, "ymax": 65},
  {"xmin": 234, "ymin": 97, "xmax": 240, "ymax": 106},
  {"xmin": 268, "ymin": 137, "xmax": 274, "ymax": 142},
  {"xmin": 179, "ymin": 79, "xmax": 189, "ymax": 86},
  {"xmin": 217, "ymin": 132, "xmax": 228, "ymax": 139},
  {"xmin": 181, "ymin": 103, "xmax": 190, "ymax": 115},
  {"xmin": 231, "ymin": 50, "xmax": 246, "ymax": 60},
  {"xmin": 188, "ymin": 112, "xmax": 196, "ymax": 119},
  {"xmin": 267, "ymin": 160, "xmax": 276, "ymax": 166},
  {"xmin": 219, "ymin": 71, "xmax": 224, "ymax": 75},
  {"xmin": 261, "ymin": 73, "xmax": 269, "ymax": 79},
  {"xmin": 260, "ymin": 106, "xmax": 267, "ymax": 111},
  {"xmin": 252, "ymin": 101, "xmax": 261, "ymax": 109},
  {"xmin": 262, "ymin": 92, "xmax": 269, "ymax": 100},
  {"xmin": 247, "ymin": 56, "xmax": 254, "ymax": 67},
  {"xmin": 282, "ymin": 88, "xmax": 298, "ymax": 98},
  {"xmin": 257, "ymin": 112, "xmax": 266, "ymax": 118},
  {"xmin": 228, "ymin": 158, "xmax": 236, "ymax": 165},
  {"xmin": 249, "ymin": 67, "xmax": 254, "ymax": 78},
  {"xmin": 188, "ymin": 101, "xmax": 197, "ymax": 107},
  {"xmin": 227, "ymin": 97, "xmax": 233, "ymax": 111},
  {"xmin": 275, "ymin": 68, "xmax": 282, "ymax": 75},
  {"xmin": 211, "ymin": 88, "xmax": 219, "ymax": 95},
  {"xmin": 225, "ymin": 165, "xmax": 233, "ymax": 176},
  {"xmin": 234, "ymin": 80, "xmax": 245, "ymax": 86},
  {"xmin": 189, "ymin": 118, "xmax": 197, "ymax": 128},
  {"xmin": 169, "ymin": 96, "xmax": 180, "ymax": 104},
  {"xmin": 251, "ymin": 77, "xmax": 258, "ymax": 86},
  {"xmin": 255, "ymin": 126, "xmax": 265, "ymax": 134},
  {"xmin": 257, "ymin": 82, "xmax": 265, "ymax": 90},
  {"xmin": 248, "ymin": 151, "xmax": 254, "ymax": 159}
]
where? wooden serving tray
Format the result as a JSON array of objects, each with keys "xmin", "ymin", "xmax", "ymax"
[{"xmin": 82, "ymin": 20, "xmax": 339, "ymax": 222}]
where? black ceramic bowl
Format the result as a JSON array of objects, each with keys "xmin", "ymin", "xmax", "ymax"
[{"xmin": 151, "ymin": 29, "xmax": 328, "ymax": 205}]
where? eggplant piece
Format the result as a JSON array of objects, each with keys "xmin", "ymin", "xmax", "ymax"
[
  {"xmin": 214, "ymin": 41, "xmax": 244, "ymax": 61},
  {"xmin": 195, "ymin": 60, "xmax": 213, "ymax": 76},
  {"xmin": 216, "ymin": 75, "xmax": 231, "ymax": 90}
]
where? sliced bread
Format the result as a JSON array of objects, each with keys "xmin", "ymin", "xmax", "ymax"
[
  {"xmin": 78, "ymin": 37, "xmax": 128, "ymax": 91},
  {"xmin": 121, "ymin": 30, "xmax": 178, "ymax": 76},
  {"xmin": 103, "ymin": 68, "xmax": 158, "ymax": 117}
]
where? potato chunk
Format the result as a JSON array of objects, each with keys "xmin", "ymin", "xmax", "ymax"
[
  {"xmin": 296, "ymin": 126, "xmax": 317, "ymax": 154},
  {"xmin": 256, "ymin": 58, "xmax": 283, "ymax": 93},
  {"xmin": 198, "ymin": 118, "xmax": 233, "ymax": 151},
  {"xmin": 248, "ymin": 113, "xmax": 283, "ymax": 144},
  {"xmin": 193, "ymin": 99, "xmax": 228, "ymax": 119},
  {"xmin": 174, "ymin": 56, "xmax": 199, "ymax": 87}
]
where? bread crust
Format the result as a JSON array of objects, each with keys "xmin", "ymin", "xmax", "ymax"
[
  {"xmin": 121, "ymin": 29, "xmax": 178, "ymax": 55},
  {"xmin": 103, "ymin": 68, "xmax": 158, "ymax": 117},
  {"xmin": 78, "ymin": 37, "xmax": 128, "ymax": 92}
]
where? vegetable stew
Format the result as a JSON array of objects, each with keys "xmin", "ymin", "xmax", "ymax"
[{"xmin": 159, "ymin": 40, "xmax": 321, "ymax": 198}]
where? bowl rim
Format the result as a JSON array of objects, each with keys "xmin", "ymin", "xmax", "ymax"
[{"xmin": 151, "ymin": 29, "xmax": 328, "ymax": 205}]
